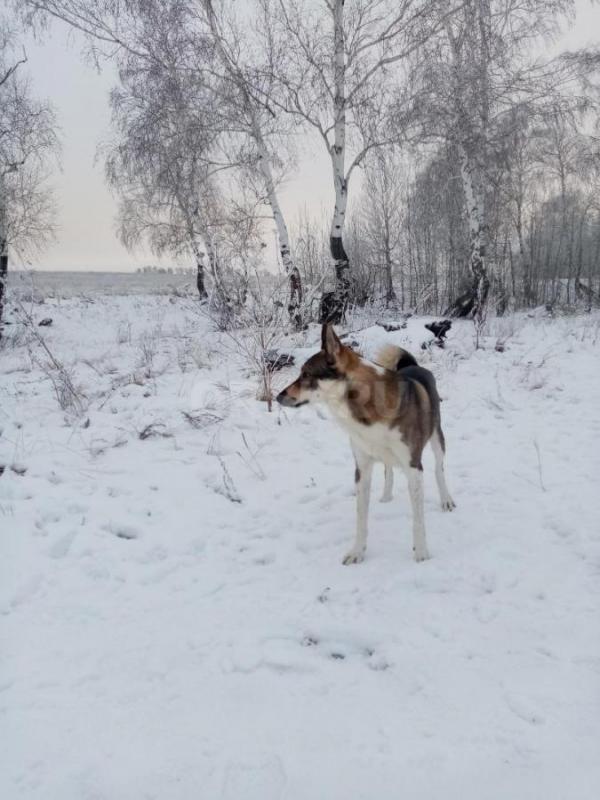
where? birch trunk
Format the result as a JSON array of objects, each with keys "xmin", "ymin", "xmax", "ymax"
[
  {"xmin": 190, "ymin": 239, "xmax": 208, "ymax": 301},
  {"xmin": 201, "ymin": 230, "xmax": 234, "ymax": 317},
  {"xmin": 252, "ymin": 123, "xmax": 302, "ymax": 327},
  {"xmin": 0, "ymin": 196, "xmax": 7, "ymax": 338},
  {"xmin": 443, "ymin": 1, "xmax": 491, "ymax": 319},
  {"xmin": 186, "ymin": 231, "xmax": 208, "ymax": 301},
  {"xmin": 516, "ymin": 203, "xmax": 532, "ymax": 306},
  {"xmin": 383, "ymin": 216, "xmax": 396, "ymax": 306},
  {"xmin": 196, "ymin": 261, "xmax": 207, "ymax": 300},
  {"xmin": 182, "ymin": 200, "xmax": 228, "ymax": 311},
  {"xmin": 0, "ymin": 238, "xmax": 7, "ymax": 338},
  {"xmin": 327, "ymin": 0, "xmax": 351, "ymax": 321},
  {"xmin": 458, "ymin": 142, "xmax": 489, "ymax": 318}
]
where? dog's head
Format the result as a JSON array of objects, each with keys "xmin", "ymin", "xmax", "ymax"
[{"xmin": 276, "ymin": 324, "xmax": 352, "ymax": 408}]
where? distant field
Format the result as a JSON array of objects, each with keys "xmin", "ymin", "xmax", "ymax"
[{"xmin": 7, "ymin": 269, "xmax": 194, "ymax": 298}]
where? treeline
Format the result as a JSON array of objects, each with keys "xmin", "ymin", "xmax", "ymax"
[
  {"xmin": 297, "ymin": 112, "xmax": 600, "ymax": 316},
  {"xmin": 2, "ymin": 1, "xmax": 599, "ymax": 337},
  {"xmin": 137, "ymin": 266, "xmax": 194, "ymax": 275}
]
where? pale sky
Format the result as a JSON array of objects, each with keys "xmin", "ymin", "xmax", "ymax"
[{"xmin": 20, "ymin": 1, "xmax": 600, "ymax": 272}]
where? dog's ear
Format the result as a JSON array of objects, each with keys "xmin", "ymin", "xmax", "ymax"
[{"xmin": 322, "ymin": 323, "xmax": 342, "ymax": 361}]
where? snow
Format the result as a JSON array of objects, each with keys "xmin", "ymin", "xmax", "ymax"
[{"xmin": 1, "ymin": 292, "xmax": 600, "ymax": 799}]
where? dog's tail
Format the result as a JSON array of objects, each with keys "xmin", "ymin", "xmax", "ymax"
[{"xmin": 376, "ymin": 344, "xmax": 418, "ymax": 371}]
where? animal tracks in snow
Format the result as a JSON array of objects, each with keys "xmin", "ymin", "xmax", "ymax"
[
  {"xmin": 301, "ymin": 632, "xmax": 391, "ymax": 671},
  {"xmin": 220, "ymin": 631, "xmax": 390, "ymax": 676},
  {"xmin": 3, "ymin": 300, "xmax": 600, "ymax": 800}
]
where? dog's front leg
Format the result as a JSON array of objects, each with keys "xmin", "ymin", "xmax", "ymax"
[
  {"xmin": 407, "ymin": 467, "xmax": 430, "ymax": 562},
  {"xmin": 343, "ymin": 449, "xmax": 373, "ymax": 565},
  {"xmin": 380, "ymin": 464, "xmax": 393, "ymax": 502}
]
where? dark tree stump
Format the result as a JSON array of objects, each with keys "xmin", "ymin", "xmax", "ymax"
[
  {"xmin": 444, "ymin": 287, "xmax": 476, "ymax": 318},
  {"xmin": 0, "ymin": 246, "xmax": 7, "ymax": 339},
  {"xmin": 318, "ymin": 291, "xmax": 345, "ymax": 324},
  {"xmin": 196, "ymin": 262, "xmax": 208, "ymax": 300}
]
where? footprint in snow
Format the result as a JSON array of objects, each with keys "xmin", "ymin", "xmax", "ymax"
[
  {"xmin": 252, "ymin": 553, "xmax": 275, "ymax": 566},
  {"xmin": 297, "ymin": 491, "xmax": 319, "ymax": 504},
  {"xmin": 8, "ymin": 574, "xmax": 44, "ymax": 611},
  {"xmin": 103, "ymin": 522, "xmax": 140, "ymax": 540},
  {"xmin": 504, "ymin": 692, "xmax": 545, "ymax": 726},
  {"xmin": 47, "ymin": 530, "xmax": 77, "ymax": 559},
  {"xmin": 300, "ymin": 635, "xmax": 390, "ymax": 670}
]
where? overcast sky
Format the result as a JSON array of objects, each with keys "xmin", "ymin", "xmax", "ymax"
[{"xmin": 20, "ymin": 1, "xmax": 600, "ymax": 272}]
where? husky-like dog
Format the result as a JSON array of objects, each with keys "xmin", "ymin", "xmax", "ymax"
[{"xmin": 277, "ymin": 324, "xmax": 455, "ymax": 564}]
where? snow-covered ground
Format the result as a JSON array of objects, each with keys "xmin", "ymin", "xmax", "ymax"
[{"xmin": 1, "ymin": 290, "xmax": 599, "ymax": 799}]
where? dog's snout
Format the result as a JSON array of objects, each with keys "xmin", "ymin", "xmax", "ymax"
[{"xmin": 277, "ymin": 390, "xmax": 292, "ymax": 406}]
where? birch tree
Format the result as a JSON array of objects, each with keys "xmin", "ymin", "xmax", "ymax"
[
  {"xmin": 527, "ymin": 107, "xmax": 600, "ymax": 304},
  {"xmin": 381, "ymin": 50, "xmax": 599, "ymax": 314},
  {"xmin": 0, "ymin": 16, "xmax": 57, "ymax": 336},
  {"xmin": 104, "ymin": 19, "xmax": 245, "ymax": 305},
  {"xmin": 258, "ymin": 0, "xmax": 460, "ymax": 321},
  {"xmin": 199, "ymin": 0, "xmax": 303, "ymax": 327},
  {"xmin": 361, "ymin": 150, "xmax": 405, "ymax": 306},
  {"xmin": 27, "ymin": 0, "xmax": 303, "ymax": 327},
  {"xmin": 406, "ymin": 0, "xmax": 578, "ymax": 319}
]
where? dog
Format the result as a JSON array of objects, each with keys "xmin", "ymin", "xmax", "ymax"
[{"xmin": 276, "ymin": 324, "xmax": 455, "ymax": 564}]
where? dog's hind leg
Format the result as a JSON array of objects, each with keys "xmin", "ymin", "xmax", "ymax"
[
  {"xmin": 431, "ymin": 426, "xmax": 456, "ymax": 511},
  {"xmin": 406, "ymin": 466, "xmax": 430, "ymax": 562},
  {"xmin": 343, "ymin": 448, "xmax": 374, "ymax": 565},
  {"xmin": 380, "ymin": 464, "xmax": 393, "ymax": 502}
]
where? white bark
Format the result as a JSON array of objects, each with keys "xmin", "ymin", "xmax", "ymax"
[
  {"xmin": 201, "ymin": 231, "xmax": 225, "ymax": 301},
  {"xmin": 0, "ymin": 187, "xmax": 7, "ymax": 335},
  {"xmin": 251, "ymin": 114, "xmax": 302, "ymax": 319},
  {"xmin": 458, "ymin": 141, "xmax": 489, "ymax": 315},
  {"xmin": 330, "ymin": 0, "xmax": 350, "ymax": 300},
  {"xmin": 458, "ymin": 142, "xmax": 484, "ymax": 271}
]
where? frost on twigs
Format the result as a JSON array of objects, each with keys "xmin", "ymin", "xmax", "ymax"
[
  {"xmin": 15, "ymin": 300, "xmax": 88, "ymax": 419},
  {"xmin": 181, "ymin": 410, "xmax": 223, "ymax": 429},
  {"xmin": 138, "ymin": 421, "xmax": 173, "ymax": 441},
  {"xmin": 236, "ymin": 432, "xmax": 266, "ymax": 481},
  {"xmin": 211, "ymin": 457, "xmax": 242, "ymax": 504}
]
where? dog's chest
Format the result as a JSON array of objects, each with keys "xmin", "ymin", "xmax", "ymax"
[{"xmin": 328, "ymin": 403, "xmax": 409, "ymax": 466}]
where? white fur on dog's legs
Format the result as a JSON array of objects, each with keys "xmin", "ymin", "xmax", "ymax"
[
  {"xmin": 431, "ymin": 430, "xmax": 456, "ymax": 511},
  {"xmin": 380, "ymin": 464, "xmax": 393, "ymax": 502},
  {"xmin": 343, "ymin": 450, "xmax": 373, "ymax": 565},
  {"xmin": 407, "ymin": 467, "xmax": 430, "ymax": 562}
]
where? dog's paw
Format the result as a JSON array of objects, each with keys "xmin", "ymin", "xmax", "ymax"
[
  {"xmin": 379, "ymin": 492, "xmax": 393, "ymax": 503},
  {"xmin": 413, "ymin": 547, "xmax": 431, "ymax": 563},
  {"xmin": 342, "ymin": 548, "xmax": 365, "ymax": 565},
  {"xmin": 441, "ymin": 496, "xmax": 456, "ymax": 511}
]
